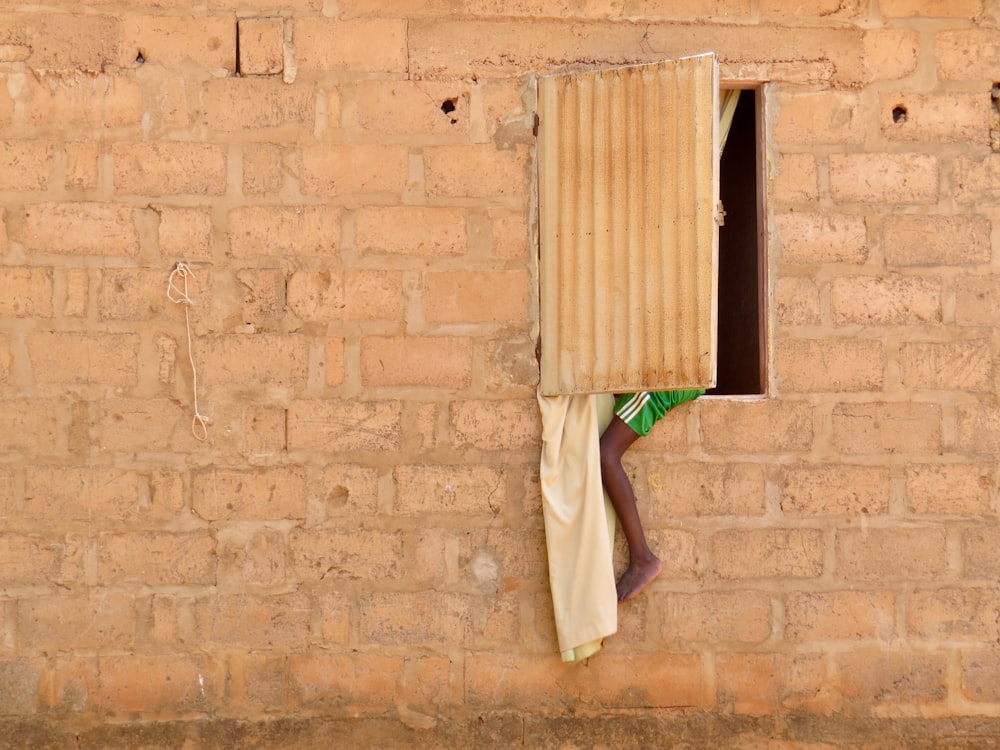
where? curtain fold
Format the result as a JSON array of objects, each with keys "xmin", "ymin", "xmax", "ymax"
[{"xmin": 537, "ymin": 391, "xmax": 618, "ymax": 662}]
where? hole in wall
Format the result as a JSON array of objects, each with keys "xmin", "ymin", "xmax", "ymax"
[
  {"xmin": 135, "ymin": 50, "xmax": 145, "ymax": 64},
  {"xmin": 440, "ymin": 98, "xmax": 458, "ymax": 124},
  {"xmin": 892, "ymin": 105, "xmax": 907, "ymax": 124}
]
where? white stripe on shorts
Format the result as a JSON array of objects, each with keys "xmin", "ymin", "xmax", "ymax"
[{"xmin": 617, "ymin": 392, "xmax": 650, "ymax": 423}]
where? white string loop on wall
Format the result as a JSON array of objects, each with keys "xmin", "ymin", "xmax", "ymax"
[{"xmin": 167, "ymin": 262, "xmax": 210, "ymax": 441}]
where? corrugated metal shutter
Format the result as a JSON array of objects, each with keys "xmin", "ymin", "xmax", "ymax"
[{"xmin": 537, "ymin": 53, "xmax": 720, "ymax": 396}]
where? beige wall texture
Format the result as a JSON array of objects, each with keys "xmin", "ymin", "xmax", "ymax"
[{"xmin": 2, "ymin": 0, "xmax": 1000, "ymax": 747}]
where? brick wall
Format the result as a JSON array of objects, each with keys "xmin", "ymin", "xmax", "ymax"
[{"xmin": 2, "ymin": 1, "xmax": 1000, "ymax": 747}]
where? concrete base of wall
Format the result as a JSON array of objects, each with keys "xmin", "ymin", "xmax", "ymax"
[{"xmin": 3, "ymin": 714, "xmax": 1000, "ymax": 749}]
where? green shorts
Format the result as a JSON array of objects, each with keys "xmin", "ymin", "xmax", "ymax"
[{"xmin": 614, "ymin": 389, "xmax": 704, "ymax": 437}]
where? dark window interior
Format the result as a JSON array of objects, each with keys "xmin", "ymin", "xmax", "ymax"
[{"xmin": 708, "ymin": 88, "xmax": 765, "ymax": 396}]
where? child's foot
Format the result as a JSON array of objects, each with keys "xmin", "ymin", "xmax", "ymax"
[{"xmin": 616, "ymin": 555, "xmax": 663, "ymax": 602}]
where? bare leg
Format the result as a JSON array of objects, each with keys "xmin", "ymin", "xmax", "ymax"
[{"xmin": 599, "ymin": 416, "xmax": 663, "ymax": 602}]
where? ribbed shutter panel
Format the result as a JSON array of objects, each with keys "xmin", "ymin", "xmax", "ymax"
[{"xmin": 538, "ymin": 53, "xmax": 719, "ymax": 396}]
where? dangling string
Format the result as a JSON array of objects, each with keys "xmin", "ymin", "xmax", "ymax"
[{"xmin": 167, "ymin": 262, "xmax": 209, "ymax": 441}]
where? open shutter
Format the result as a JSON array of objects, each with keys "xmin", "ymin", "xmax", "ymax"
[{"xmin": 537, "ymin": 53, "xmax": 720, "ymax": 396}]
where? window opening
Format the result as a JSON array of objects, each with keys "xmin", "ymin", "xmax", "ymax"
[{"xmin": 708, "ymin": 87, "xmax": 765, "ymax": 397}]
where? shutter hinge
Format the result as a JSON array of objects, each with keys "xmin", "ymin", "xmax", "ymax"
[{"xmin": 716, "ymin": 200, "xmax": 726, "ymax": 226}]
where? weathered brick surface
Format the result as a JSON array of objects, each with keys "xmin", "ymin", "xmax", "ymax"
[
  {"xmin": 830, "ymin": 275, "xmax": 941, "ymax": 325},
  {"xmin": 290, "ymin": 528, "xmax": 404, "ymax": 582},
  {"xmin": 936, "ymin": 29, "xmax": 1000, "ymax": 81},
  {"xmin": 779, "ymin": 464, "xmax": 890, "ymax": 516},
  {"xmin": 293, "ymin": 18, "xmax": 407, "ymax": 72},
  {"xmin": 242, "ymin": 144, "xmax": 283, "ymax": 195},
  {"xmin": 898, "ymin": 339, "xmax": 992, "ymax": 392},
  {"xmin": 193, "ymin": 592, "xmax": 312, "ymax": 649},
  {"xmin": 955, "ymin": 275, "xmax": 1000, "ymax": 326},
  {"xmin": 24, "ymin": 73, "xmax": 142, "ymax": 128},
  {"xmin": 0, "ymin": 661, "xmax": 41, "ymax": 715},
  {"xmin": 0, "ymin": 399, "xmax": 66, "ymax": 455},
  {"xmin": 863, "ymin": 28, "xmax": 920, "ymax": 80},
  {"xmin": 905, "ymin": 463, "xmax": 994, "ymax": 515},
  {"xmin": 204, "ymin": 78, "xmax": 314, "ymax": 132},
  {"xmin": 0, "ymin": 336, "xmax": 9, "ymax": 383},
  {"xmin": 715, "ymin": 652, "xmax": 829, "ymax": 715},
  {"xmin": 1, "ymin": 2, "xmax": 997, "ymax": 744},
  {"xmin": 300, "ymin": 144, "xmax": 409, "ymax": 195},
  {"xmin": 23, "ymin": 203, "xmax": 139, "ymax": 257},
  {"xmin": 0, "ymin": 534, "xmax": 84, "ymax": 587},
  {"xmin": 700, "ymin": 400, "xmax": 813, "ymax": 454},
  {"xmin": 962, "ymin": 526, "xmax": 1000, "ymax": 579},
  {"xmin": 465, "ymin": 652, "xmax": 709, "ymax": 709},
  {"xmin": 17, "ymin": 594, "xmax": 135, "ymax": 651},
  {"xmin": 360, "ymin": 591, "xmax": 474, "ymax": 645},
  {"xmin": 119, "ymin": 15, "xmax": 235, "ymax": 71},
  {"xmin": 835, "ymin": 528, "xmax": 948, "ymax": 581},
  {"xmin": 883, "ymin": 214, "xmax": 991, "ymax": 266},
  {"xmin": 287, "ymin": 400, "xmax": 401, "ymax": 452},
  {"xmin": 712, "ymin": 529, "xmax": 825, "ymax": 579},
  {"xmin": 27, "ymin": 332, "xmax": 139, "ymax": 385},
  {"xmin": 192, "ymin": 466, "xmax": 307, "ymax": 521},
  {"xmin": 772, "ymin": 153, "xmax": 819, "ymax": 204},
  {"xmin": 961, "ymin": 650, "xmax": 1000, "ymax": 703},
  {"xmin": 459, "ymin": 528, "xmax": 547, "ymax": 582},
  {"xmin": 775, "ymin": 338, "xmax": 883, "ymax": 393},
  {"xmin": 450, "ymin": 399, "xmax": 539, "ymax": 450},
  {"xmin": 361, "ymin": 335, "xmax": 472, "ymax": 388},
  {"xmin": 158, "ymin": 207, "xmax": 213, "ymax": 260},
  {"xmin": 424, "ymin": 145, "xmax": 530, "ymax": 198},
  {"xmin": 23, "ymin": 466, "xmax": 148, "ymax": 522},
  {"xmin": 98, "ymin": 268, "xmax": 174, "ymax": 321},
  {"xmin": 394, "ymin": 465, "xmax": 505, "ymax": 515},
  {"xmin": 908, "ymin": 588, "xmax": 1000, "ymax": 641},
  {"xmin": 98, "ymin": 532, "xmax": 217, "ymax": 586},
  {"xmin": 831, "ymin": 401, "xmax": 941, "ymax": 455},
  {"xmin": 237, "ymin": 17, "xmax": 284, "ymax": 76},
  {"xmin": 829, "ymin": 153, "xmax": 938, "ymax": 204},
  {"xmin": 0, "ymin": 141, "xmax": 53, "ymax": 190},
  {"xmin": 655, "ymin": 591, "xmax": 771, "ymax": 643},
  {"xmin": 647, "ymin": 462, "xmax": 766, "ymax": 517},
  {"xmin": 3, "ymin": 13, "xmax": 117, "ymax": 71},
  {"xmin": 954, "ymin": 155, "xmax": 1000, "ymax": 204},
  {"xmin": 836, "ymin": 651, "xmax": 947, "ymax": 709},
  {"xmin": 785, "ymin": 590, "xmax": 895, "ymax": 642},
  {"xmin": 114, "ymin": 143, "xmax": 227, "ymax": 196},
  {"xmin": 355, "ymin": 206, "xmax": 468, "ymax": 256},
  {"xmin": 354, "ymin": 80, "xmax": 472, "ymax": 135},
  {"xmin": 287, "ymin": 652, "xmax": 459, "ymax": 712},
  {"xmin": 775, "ymin": 276, "xmax": 821, "ymax": 325},
  {"xmin": 776, "ymin": 212, "xmax": 868, "ymax": 265},
  {"xmin": 490, "ymin": 210, "xmax": 529, "ymax": 259},
  {"xmin": 95, "ymin": 398, "xmax": 200, "ymax": 453},
  {"xmin": 881, "ymin": 92, "xmax": 990, "ymax": 143},
  {"xmin": 424, "ymin": 270, "xmax": 531, "ymax": 324},
  {"xmin": 882, "ymin": 0, "xmax": 983, "ymax": 17},
  {"xmin": 286, "ymin": 269, "xmax": 403, "ymax": 322},
  {"xmin": 410, "ymin": 19, "xmax": 867, "ymax": 84},
  {"xmin": 774, "ymin": 90, "xmax": 864, "ymax": 145},
  {"xmin": 64, "ymin": 142, "xmax": 99, "ymax": 190},
  {"xmin": 0, "ymin": 268, "xmax": 53, "ymax": 317},
  {"xmin": 94, "ymin": 655, "xmax": 216, "ymax": 714},
  {"xmin": 194, "ymin": 334, "xmax": 310, "ymax": 387}
]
